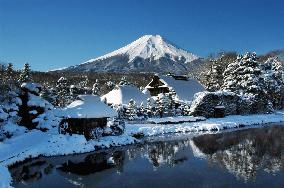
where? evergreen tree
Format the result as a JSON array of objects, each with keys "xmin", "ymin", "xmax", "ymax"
[
  {"xmin": 56, "ymin": 77, "xmax": 70, "ymax": 107},
  {"xmin": 18, "ymin": 63, "xmax": 33, "ymax": 83},
  {"xmin": 125, "ymin": 99, "xmax": 138, "ymax": 120},
  {"xmin": 40, "ymin": 86, "xmax": 57, "ymax": 106},
  {"xmin": 222, "ymin": 55, "xmax": 242, "ymax": 92},
  {"xmin": 5, "ymin": 63, "xmax": 16, "ymax": 90},
  {"xmin": 119, "ymin": 76, "xmax": 129, "ymax": 86},
  {"xmin": 157, "ymin": 93, "xmax": 168, "ymax": 118},
  {"xmin": 106, "ymin": 81, "xmax": 115, "ymax": 90},
  {"xmin": 223, "ymin": 52, "xmax": 270, "ymax": 113},
  {"xmin": 262, "ymin": 58, "xmax": 284, "ymax": 109},
  {"xmin": 146, "ymin": 98, "xmax": 153, "ymax": 118},
  {"xmin": 167, "ymin": 89, "xmax": 176, "ymax": 116},
  {"xmin": 205, "ymin": 59, "xmax": 224, "ymax": 91},
  {"xmin": 92, "ymin": 79, "xmax": 101, "ymax": 95},
  {"xmin": 78, "ymin": 75, "xmax": 89, "ymax": 89}
]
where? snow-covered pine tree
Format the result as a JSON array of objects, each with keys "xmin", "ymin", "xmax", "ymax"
[
  {"xmin": 183, "ymin": 103, "xmax": 191, "ymax": 116},
  {"xmin": 146, "ymin": 98, "xmax": 153, "ymax": 118},
  {"xmin": 167, "ymin": 89, "xmax": 176, "ymax": 116},
  {"xmin": 138, "ymin": 102, "xmax": 147, "ymax": 118},
  {"xmin": 0, "ymin": 63, "xmax": 16, "ymax": 103},
  {"xmin": 18, "ymin": 63, "xmax": 33, "ymax": 83},
  {"xmin": 92, "ymin": 79, "xmax": 101, "ymax": 96},
  {"xmin": 40, "ymin": 86, "xmax": 57, "ymax": 106},
  {"xmin": 205, "ymin": 59, "xmax": 224, "ymax": 91},
  {"xmin": 223, "ymin": 52, "xmax": 269, "ymax": 113},
  {"xmin": 222, "ymin": 55, "xmax": 242, "ymax": 92},
  {"xmin": 262, "ymin": 58, "xmax": 284, "ymax": 109},
  {"xmin": 125, "ymin": 99, "xmax": 138, "ymax": 120},
  {"xmin": 119, "ymin": 76, "xmax": 129, "ymax": 86},
  {"xmin": 69, "ymin": 85, "xmax": 79, "ymax": 101},
  {"xmin": 106, "ymin": 81, "xmax": 115, "ymax": 90},
  {"xmin": 78, "ymin": 75, "xmax": 89, "ymax": 94},
  {"xmin": 56, "ymin": 77, "xmax": 71, "ymax": 107},
  {"xmin": 5, "ymin": 63, "xmax": 17, "ymax": 91},
  {"xmin": 157, "ymin": 93, "xmax": 168, "ymax": 118}
]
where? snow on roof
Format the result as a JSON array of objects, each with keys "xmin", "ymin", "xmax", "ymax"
[
  {"xmin": 159, "ymin": 76, "xmax": 205, "ymax": 101},
  {"xmin": 63, "ymin": 95, "xmax": 117, "ymax": 119},
  {"xmin": 145, "ymin": 76, "xmax": 168, "ymax": 89},
  {"xmin": 102, "ymin": 85, "xmax": 150, "ymax": 105}
]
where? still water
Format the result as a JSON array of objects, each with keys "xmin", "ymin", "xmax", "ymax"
[{"xmin": 10, "ymin": 125, "xmax": 284, "ymax": 188}]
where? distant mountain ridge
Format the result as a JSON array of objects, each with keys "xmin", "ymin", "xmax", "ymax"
[{"xmin": 52, "ymin": 35, "xmax": 200, "ymax": 74}]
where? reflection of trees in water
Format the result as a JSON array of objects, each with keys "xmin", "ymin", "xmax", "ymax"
[
  {"xmin": 58, "ymin": 150, "xmax": 125, "ymax": 175},
  {"xmin": 128, "ymin": 139, "xmax": 191, "ymax": 168},
  {"xmin": 192, "ymin": 126, "xmax": 284, "ymax": 181},
  {"xmin": 9, "ymin": 160, "xmax": 54, "ymax": 184},
  {"xmin": 10, "ymin": 150, "xmax": 125, "ymax": 185}
]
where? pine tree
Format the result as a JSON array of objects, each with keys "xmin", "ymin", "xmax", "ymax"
[
  {"xmin": 223, "ymin": 52, "xmax": 269, "ymax": 113},
  {"xmin": 157, "ymin": 93, "xmax": 168, "ymax": 118},
  {"xmin": 119, "ymin": 76, "xmax": 129, "ymax": 86},
  {"xmin": 146, "ymin": 98, "xmax": 153, "ymax": 118},
  {"xmin": 92, "ymin": 79, "xmax": 101, "ymax": 95},
  {"xmin": 262, "ymin": 58, "xmax": 284, "ymax": 109},
  {"xmin": 167, "ymin": 89, "xmax": 176, "ymax": 116},
  {"xmin": 40, "ymin": 86, "xmax": 57, "ymax": 106},
  {"xmin": 125, "ymin": 99, "xmax": 138, "ymax": 120},
  {"xmin": 106, "ymin": 81, "xmax": 115, "ymax": 90},
  {"xmin": 183, "ymin": 104, "xmax": 191, "ymax": 116},
  {"xmin": 138, "ymin": 102, "xmax": 147, "ymax": 118},
  {"xmin": 222, "ymin": 55, "xmax": 242, "ymax": 92},
  {"xmin": 205, "ymin": 59, "xmax": 224, "ymax": 91},
  {"xmin": 56, "ymin": 77, "xmax": 70, "ymax": 107},
  {"xmin": 5, "ymin": 63, "xmax": 16, "ymax": 90},
  {"xmin": 18, "ymin": 63, "xmax": 33, "ymax": 83}
]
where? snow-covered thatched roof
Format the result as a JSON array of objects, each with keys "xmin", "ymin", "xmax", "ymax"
[
  {"xmin": 161, "ymin": 76, "xmax": 205, "ymax": 101},
  {"xmin": 146, "ymin": 75, "xmax": 205, "ymax": 101},
  {"xmin": 102, "ymin": 85, "xmax": 150, "ymax": 105},
  {"xmin": 63, "ymin": 95, "xmax": 117, "ymax": 119}
]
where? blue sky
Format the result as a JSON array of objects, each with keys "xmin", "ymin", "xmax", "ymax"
[{"xmin": 0, "ymin": 0, "xmax": 284, "ymax": 71}]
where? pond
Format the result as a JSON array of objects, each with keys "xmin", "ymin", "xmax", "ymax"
[{"xmin": 10, "ymin": 124, "xmax": 284, "ymax": 188}]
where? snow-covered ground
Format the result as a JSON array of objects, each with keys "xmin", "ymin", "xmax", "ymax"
[
  {"xmin": 147, "ymin": 116, "xmax": 206, "ymax": 124},
  {"xmin": 1, "ymin": 111, "xmax": 284, "ymax": 187},
  {"xmin": 125, "ymin": 111, "xmax": 284, "ymax": 136}
]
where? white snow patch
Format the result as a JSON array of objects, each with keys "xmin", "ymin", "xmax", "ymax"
[
  {"xmin": 102, "ymin": 85, "xmax": 149, "ymax": 105},
  {"xmin": 125, "ymin": 111, "xmax": 284, "ymax": 137},
  {"xmin": 63, "ymin": 95, "xmax": 117, "ymax": 118}
]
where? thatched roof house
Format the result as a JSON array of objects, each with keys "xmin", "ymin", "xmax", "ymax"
[
  {"xmin": 61, "ymin": 95, "xmax": 117, "ymax": 139},
  {"xmin": 101, "ymin": 85, "xmax": 149, "ymax": 105},
  {"xmin": 145, "ymin": 75, "xmax": 205, "ymax": 102}
]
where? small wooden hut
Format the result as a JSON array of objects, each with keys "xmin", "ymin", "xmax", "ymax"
[{"xmin": 60, "ymin": 95, "xmax": 117, "ymax": 139}]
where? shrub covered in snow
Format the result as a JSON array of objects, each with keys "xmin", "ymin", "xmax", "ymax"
[
  {"xmin": 190, "ymin": 91, "xmax": 239, "ymax": 118},
  {"xmin": 18, "ymin": 82, "xmax": 59, "ymax": 130},
  {"xmin": 221, "ymin": 52, "xmax": 284, "ymax": 114}
]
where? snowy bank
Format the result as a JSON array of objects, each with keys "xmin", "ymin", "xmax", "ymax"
[
  {"xmin": 147, "ymin": 116, "xmax": 206, "ymax": 124},
  {"xmin": 125, "ymin": 111, "xmax": 284, "ymax": 137},
  {"xmin": 1, "ymin": 111, "xmax": 284, "ymax": 187},
  {"xmin": 0, "ymin": 130, "xmax": 136, "ymax": 188}
]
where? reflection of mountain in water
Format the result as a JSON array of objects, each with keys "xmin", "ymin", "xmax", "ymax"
[{"xmin": 192, "ymin": 126, "xmax": 284, "ymax": 181}]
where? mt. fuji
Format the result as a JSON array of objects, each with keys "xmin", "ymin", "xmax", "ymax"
[{"xmin": 54, "ymin": 35, "xmax": 200, "ymax": 74}]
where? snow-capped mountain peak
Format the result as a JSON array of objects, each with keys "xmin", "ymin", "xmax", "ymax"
[
  {"xmin": 52, "ymin": 34, "xmax": 200, "ymax": 74},
  {"xmin": 86, "ymin": 34, "xmax": 198, "ymax": 63}
]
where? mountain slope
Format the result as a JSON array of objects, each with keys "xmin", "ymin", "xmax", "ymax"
[{"xmin": 55, "ymin": 35, "xmax": 200, "ymax": 74}]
